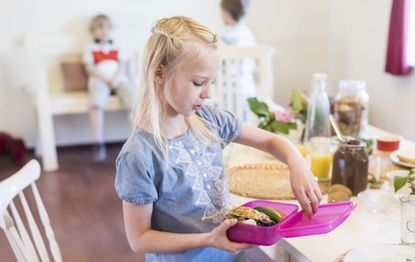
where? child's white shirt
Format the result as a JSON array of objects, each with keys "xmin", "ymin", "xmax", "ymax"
[
  {"xmin": 221, "ymin": 21, "xmax": 256, "ymax": 47},
  {"xmin": 83, "ymin": 41, "xmax": 127, "ymax": 78}
]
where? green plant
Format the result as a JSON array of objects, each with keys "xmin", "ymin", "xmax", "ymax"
[
  {"xmin": 368, "ymin": 173, "xmax": 383, "ymax": 189},
  {"xmin": 290, "ymin": 89, "xmax": 307, "ymax": 124},
  {"xmin": 394, "ymin": 169, "xmax": 415, "ymax": 195},
  {"xmin": 247, "ymin": 97, "xmax": 297, "ymax": 135}
]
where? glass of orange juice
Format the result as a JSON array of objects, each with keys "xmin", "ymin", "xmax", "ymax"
[
  {"xmin": 307, "ymin": 137, "xmax": 337, "ymax": 181},
  {"xmin": 295, "ymin": 144, "xmax": 307, "ymax": 159}
]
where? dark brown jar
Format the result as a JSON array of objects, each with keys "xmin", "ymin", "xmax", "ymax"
[{"xmin": 331, "ymin": 138, "xmax": 368, "ymax": 195}]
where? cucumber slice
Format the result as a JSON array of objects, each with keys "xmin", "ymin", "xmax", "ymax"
[{"xmin": 254, "ymin": 206, "xmax": 283, "ymax": 223}]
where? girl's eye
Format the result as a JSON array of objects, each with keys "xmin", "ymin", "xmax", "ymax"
[{"xmin": 193, "ymin": 81, "xmax": 204, "ymax": 87}]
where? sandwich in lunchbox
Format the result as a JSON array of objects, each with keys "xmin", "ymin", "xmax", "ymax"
[{"xmin": 227, "ymin": 206, "xmax": 285, "ymax": 226}]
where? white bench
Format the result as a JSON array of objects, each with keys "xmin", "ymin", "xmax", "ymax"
[
  {"xmin": 24, "ymin": 35, "xmax": 137, "ymax": 171},
  {"xmin": 48, "ymin": 54, "xmax": 129, "ymax": 115},
  {"xmin": 26, "ymin": 36, "xmax": 274, "ymax": 171}
]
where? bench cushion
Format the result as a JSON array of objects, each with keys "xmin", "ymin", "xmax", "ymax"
[{"xmin": 61, "ymin": 62, "xmax": 88, "ymax": 92}]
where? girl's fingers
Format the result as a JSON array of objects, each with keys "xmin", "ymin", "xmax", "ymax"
[
  {"xmin": 306, "ymin": 188, "xmax": 320, "ymax": 215},
  {"xmin": 219, "ymin": 219, "xmax": 237, "ymax": 232},
  {"xmin": 296, "ymin": 189, "xmax": 313, "ymax": 218},
  {"xmin": 314, "ymin": 186, "xmax": 323, "ymax": 202}
]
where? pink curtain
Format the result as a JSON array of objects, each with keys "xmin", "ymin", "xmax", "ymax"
[{"xmin": 385, "ymin": 0, "xmax": 411, "ymax": 75}]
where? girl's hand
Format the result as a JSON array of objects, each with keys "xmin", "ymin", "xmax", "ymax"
[
  {"xmin": 232, "ymin": 124, "xmax": 323, "ymax": 218},
  {"xmin": 289, "ymin": 158, "xmax": 323, "ymax": 218},
  {"xmin": 207, "ymin": 219, "xmax": 254, "ymax": 253}
]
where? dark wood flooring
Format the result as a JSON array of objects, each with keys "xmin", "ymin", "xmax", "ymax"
[{"xmin": 0, "ymin": 144, "xmax": 145, "ymax": 262}]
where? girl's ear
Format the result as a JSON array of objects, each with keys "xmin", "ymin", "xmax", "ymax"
[{"xmin": 154, "ymin": 64, "xmax": 165, "ymax": 85}]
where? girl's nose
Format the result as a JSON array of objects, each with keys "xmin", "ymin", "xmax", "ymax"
[{"xmin": 200, "ymin": 84, "xmax": 211, "ymax": 99}]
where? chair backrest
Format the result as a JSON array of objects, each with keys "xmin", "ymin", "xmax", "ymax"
[
  {"xmin": 212, "ymin": 44, "xmax": 276, "ymax": 122},
  {"xmin": 0, "ymin": 160, "xmax": 62, "ymax": 262}
]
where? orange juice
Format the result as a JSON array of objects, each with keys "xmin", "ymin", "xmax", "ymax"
[
  {"xmin": 311, "ymin": 154, "xmax": 333, "ymax": 180},
  {"xmin": 295, "ymin": 144, "xmax": 307, "ymax": 158}
]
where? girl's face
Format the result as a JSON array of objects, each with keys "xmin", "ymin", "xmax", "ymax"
[{"xmin": 162, "ymin": 48, "xmax": 221, "ymax": 118}]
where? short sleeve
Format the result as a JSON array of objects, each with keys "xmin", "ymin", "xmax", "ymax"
[
  {"xmin": 197, "ymin": 105, "xmax": 242, "ymax": 146},
  {"xmin": 115, "ymin": 151, "xmax": 158, "ymax": 205}
]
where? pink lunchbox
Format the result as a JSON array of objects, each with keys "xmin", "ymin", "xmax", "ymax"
[{"xmin": 227, "ymin": 200, "xmax": 356, "ymax": 246}]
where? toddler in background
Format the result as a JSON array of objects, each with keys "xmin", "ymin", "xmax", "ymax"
[{"xmin": 83, "ymin": 14, "xmax": 133, "ymax": 161}]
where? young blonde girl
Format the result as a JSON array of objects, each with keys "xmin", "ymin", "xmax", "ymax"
[{"xmin": 115, "ymin": 16, "xmax": 321, "ymax": 261}]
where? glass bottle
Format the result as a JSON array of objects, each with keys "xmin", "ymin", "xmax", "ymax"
[
  {"xmin": 335, "ymin": 80, "xmax": 369, "ymax": 137},
  {"xmin": 331, "ymin": 138, "xmax": 369, "ymax": 195},
  {"xmin": 400, "ymin": 195, "xmax": 415, "ymax": 245},
  {"xmin": 304, "ymin": 73, "xmax": 331, "ymax": 143}
]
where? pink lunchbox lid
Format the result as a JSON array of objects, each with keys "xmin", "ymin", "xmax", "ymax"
[
  {"xmin": 278, "ymin": 201, "xmax": 357, "ymax": 238},
  {"xmin": 228, "ymin": 200, "xmax": 356, "ymax": 245},
  {"xmin": 243, "ymin": 200, "xmax": 299, "ymax": 215}
]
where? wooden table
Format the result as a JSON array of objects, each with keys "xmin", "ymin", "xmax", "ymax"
[{"xmin": 225, "ymin": 126, "xmax": 415, "ymax": 262}]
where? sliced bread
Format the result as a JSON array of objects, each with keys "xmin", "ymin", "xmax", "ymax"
[{"xmin": 397, "ymin": 149, "xmax": 415, "ymax": 165}]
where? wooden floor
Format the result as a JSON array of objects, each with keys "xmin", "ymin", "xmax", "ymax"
[{"xmin": 0, "ymin": 144, "xmax": 145, "ymax": 262}]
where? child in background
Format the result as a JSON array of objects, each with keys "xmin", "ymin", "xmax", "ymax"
[
  {"xmin": 220, "ymin": 0, "xmax": 256, "ymax": 47},
  {"xmin": 83, "ymin": 14, "xmax": 133, "ymax": 162},
  {"xmin": 115, "ymin": 16, "xmax": 321, "ymax": 261},
  {"xmin": 220, "ymin": 0, "xmax": 257, "ymax": 120}
]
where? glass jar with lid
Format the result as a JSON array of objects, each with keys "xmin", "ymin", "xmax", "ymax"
[
  {"xmin": 331, "ymin": 138, "xmax": 369, "ymax": 195},
  {"xmin": 335, "ymin": 80, "xmax": 369, "ymax": 137}
]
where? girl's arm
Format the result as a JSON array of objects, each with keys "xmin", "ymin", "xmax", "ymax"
[
  {"xmin": 123, "ymin": 201, "xmax": 253, "ymax": 253},
  {"xmin": 234, "ymin": 124, "xmax": 322, "ymax": 218}
]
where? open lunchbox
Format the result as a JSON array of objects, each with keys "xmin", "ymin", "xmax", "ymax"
[{"xmin": 227, "ymin": 200, "xmax": 356, "ymax": 246}]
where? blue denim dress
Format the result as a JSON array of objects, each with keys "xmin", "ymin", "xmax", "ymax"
[{"xmin": 115, "ymin": 105, "xmax": 248, "ymax": 261}]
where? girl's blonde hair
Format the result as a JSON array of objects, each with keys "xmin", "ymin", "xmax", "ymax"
[{"xmin": 134, "ymin": 16, "xmax": 222, "ymax": 158}]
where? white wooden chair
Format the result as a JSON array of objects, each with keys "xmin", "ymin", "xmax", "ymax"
[
  {"xmin": 213, "ymin": 44, "xmax": 276, "ymax": 122},
  {"xmin": 0, "ymin": 160, "xmax": 62, "ymax": 262},
  {"xmin": 22, "ymin": 35, "xmax": 138, "ymax": 171}
]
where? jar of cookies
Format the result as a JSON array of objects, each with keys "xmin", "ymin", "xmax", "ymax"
[{"xmin": 335, "ymin": 80, "xmax": 369, "ymax": 137}]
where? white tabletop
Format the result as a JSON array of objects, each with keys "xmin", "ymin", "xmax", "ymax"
[{"xmin": 226, "ymin": 126, "xmax": 415, "ymax": 262}]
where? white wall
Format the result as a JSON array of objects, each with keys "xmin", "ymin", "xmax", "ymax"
[
  {"xmin": 328, "ymin": 0, "xmax": 415, "ymax": 141},
  {"xmin": 0, "ymin": 0, "xmax": 224, "ymax": 147},
  {"xmin": 1, "ymin": 0, "xmax": 414, "ymax": 147},
  {"xmin": 247, "ymin": 0, "xmax": 331, "ymax": 104},
  {"xmin": 1, "ymin": 0, "xmax": 329, "ymax": 147}
]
